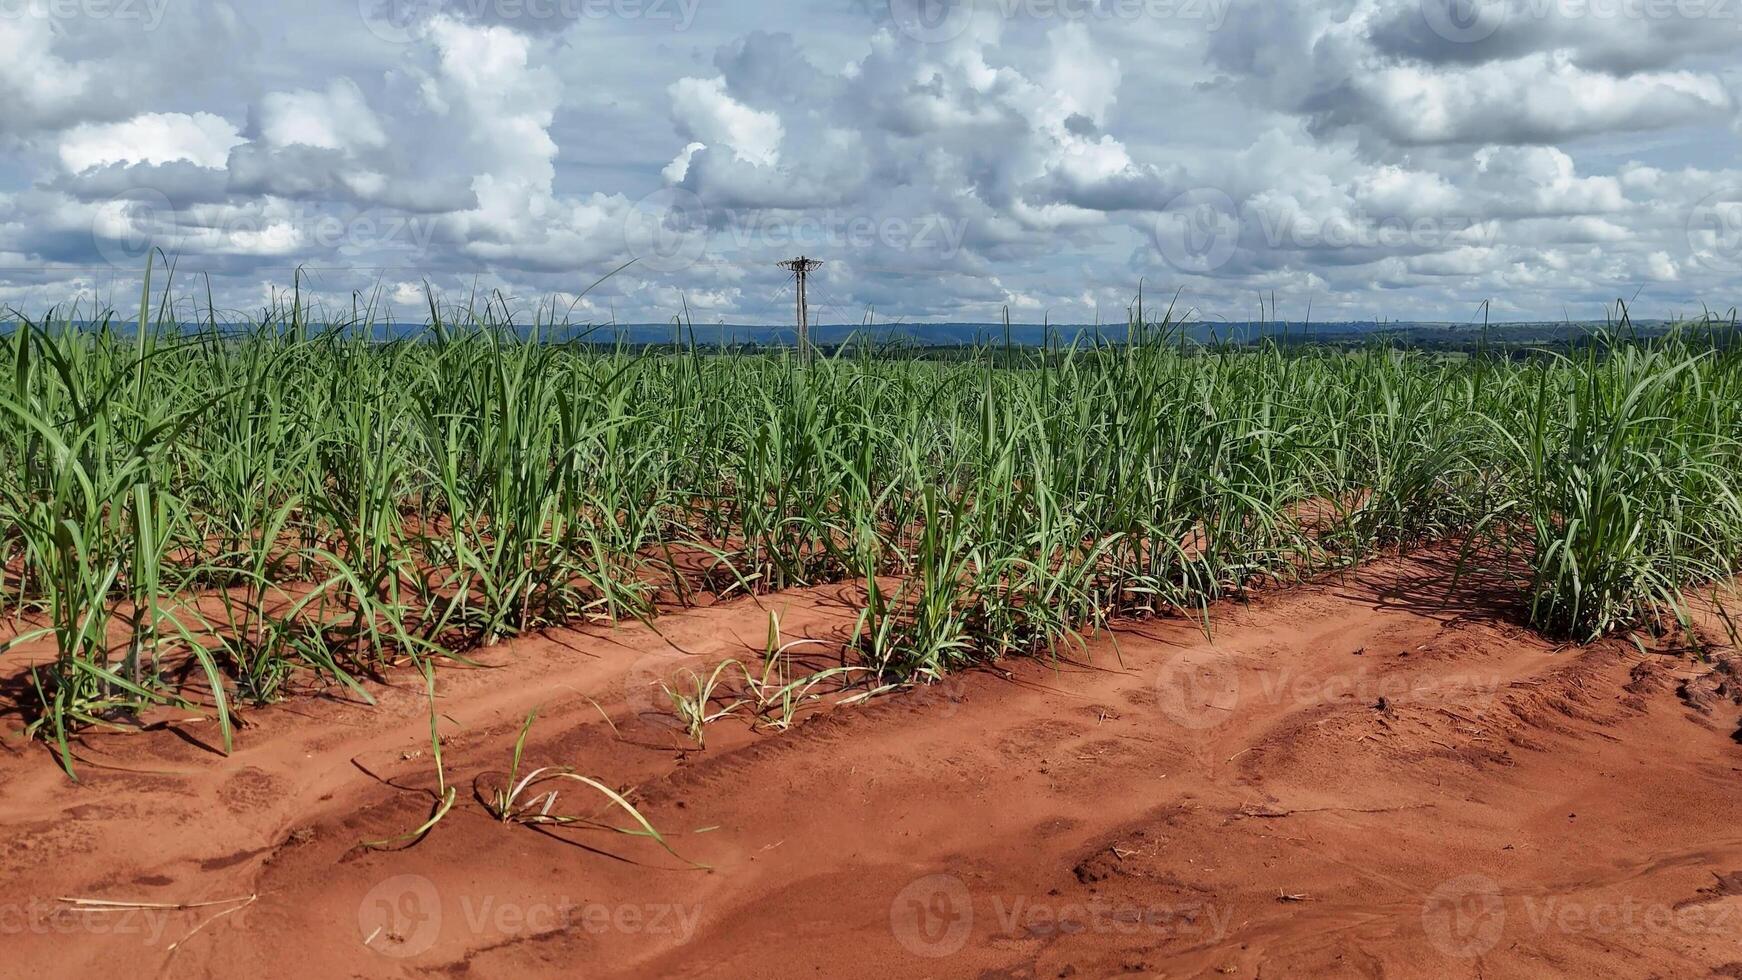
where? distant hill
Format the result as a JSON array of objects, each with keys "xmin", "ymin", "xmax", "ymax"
[
  {"xmin": 579, "ymin": 319, "xmax": 1708, "ymax": 348},
  {"xmin": 12, "ymin": 318, "xmax": 1730, "ymax": 351}
]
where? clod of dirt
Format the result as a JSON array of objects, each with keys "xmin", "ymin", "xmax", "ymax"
[
  {"xmin": 1676, "ymin": 871, "xmax": 1742, "ymax": 909},
  {"xmin": 1072, "ymin": 850, "xmax": 1121, "ymax": 885},
  {"xmin": 1072, "ymin": 831, "xmax": 1156, "ymax": 884},
  {"xmin": 1678, "ymin": 655, "xmax": 1742, "ymax": 716},
  {"xmin": 1625, "ymin": 657, "xmax": 1673, "ymax": 697}
]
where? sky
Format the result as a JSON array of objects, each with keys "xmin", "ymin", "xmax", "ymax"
[{"xmin": 1, "ymin": 0, "xmax": 1739, "ymax": 325}]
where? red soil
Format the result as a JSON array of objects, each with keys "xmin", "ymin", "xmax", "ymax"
[{"xmin": 4, "ymin": 550, "xmax": 1741, "ymax": 978}]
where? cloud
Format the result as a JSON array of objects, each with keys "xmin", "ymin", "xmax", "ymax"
[
  {"xmin": 259, "ymin": 80, "xmax": 389, "ymax": 152},
  {"xmin": 59, "ymin": 113, "xmax": 245, "ymax": 173},
  {"xmin": 0, "ymin": 15, "xmax": 99, "ymax": 134},
  {"xmin": 669, "ymin": 77, "xmax": 785, "ymax": 167},
  {"xmin": 1371, "ymin": 0, "xmax": 1742, "ymax": 74},
  {"xmin": 1208, "ymin": 0, "xmax": 1738, "ymax": 146},
  {"xmin": 1, "ymin": 0, "xmax": 1739, "ymax": 325},
  {"xmin": 1345, "ymin": 57, "xmax": 1732, "ymax": 145}
]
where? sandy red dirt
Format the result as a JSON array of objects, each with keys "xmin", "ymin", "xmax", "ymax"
[{"xmin": 4, "ymin": 550, "xmax": 1742, "ymax": 978}]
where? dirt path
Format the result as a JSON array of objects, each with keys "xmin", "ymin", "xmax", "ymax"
[{"xmin": 5, "ymin": 552, "xmax": 1742, "ymax": 979}]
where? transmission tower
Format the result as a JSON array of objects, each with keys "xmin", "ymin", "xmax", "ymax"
[{"xmin": 778, "ymin": 256, "xmax": 823, "ymax": 365}]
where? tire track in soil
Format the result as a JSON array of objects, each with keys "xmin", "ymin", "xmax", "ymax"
[{"xmin": 4, "ymin": 555, "xmax": 1741, "ymax": 978}]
